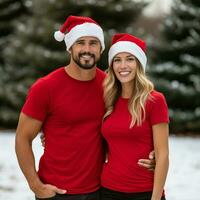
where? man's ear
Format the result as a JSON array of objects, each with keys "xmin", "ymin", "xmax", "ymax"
[
  {"xmin": 100, "ymin": 46, "xmax": 103, "ymax": 54},
  {"xmin": 68, "ymin": 48, "xmax": 71, "ymax": 54}
]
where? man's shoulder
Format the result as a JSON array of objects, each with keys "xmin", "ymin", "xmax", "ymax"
[
  {"xmin": 43, "ymin": 66, "xmax": 64, "ymax": 80},
  {"xmin": 96, "ymin": 67, "xmax": 106, "ymax": 79},
  {"xmin": 31, "ymin": 67, "xmax": 64, "ymax": 89}
]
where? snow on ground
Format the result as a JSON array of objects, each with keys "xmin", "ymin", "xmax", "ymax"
[{"xmin": 0, "ymin": 131, "xmax": 200, "ymax": 200}]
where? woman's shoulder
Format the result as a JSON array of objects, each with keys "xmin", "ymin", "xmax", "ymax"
[
  {"xmin": 147, "ymin": 90, "xmax": 167, "ymax": 107},
  {"xmin": 150, "ymin": 90, "xmax": 166, "ymax": 100}
]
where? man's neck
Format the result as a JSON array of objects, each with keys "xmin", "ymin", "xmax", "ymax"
[{"xmin": 65, "ymin": 63, "xmax": 96, "ymax": 81}]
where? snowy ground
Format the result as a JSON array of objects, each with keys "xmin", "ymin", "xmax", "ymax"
[{"xmin": 0, "ymin": 131, "xmax": 200, "ymax": 200}]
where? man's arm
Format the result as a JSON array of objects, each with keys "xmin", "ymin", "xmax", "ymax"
[
  {"xmin": 138, "ymin": 151, "xmax": 156, "ymax": 170},
  {"xmin": 15, "ymin": 113, "xmax": 66, "ymax": 198}
]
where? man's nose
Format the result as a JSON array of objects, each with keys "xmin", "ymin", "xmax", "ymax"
[{"xmin": 83, "ymin": 43, "xmax": 91, "ymax": 52}]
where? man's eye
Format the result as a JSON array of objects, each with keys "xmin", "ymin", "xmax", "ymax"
[
  {"xmin": 76, "ymin": 41, "xmax": 84, "ymax": 45},
  {"xmin": 90, "ymin": 41, "xmax": 98, "ymax": 45}
]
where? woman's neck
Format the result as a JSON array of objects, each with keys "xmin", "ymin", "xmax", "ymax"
[{"xmin": 121, "ymin": 82, "xmax": 134, "ymax": 99}]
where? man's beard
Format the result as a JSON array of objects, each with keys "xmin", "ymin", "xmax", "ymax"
[{"xmin": 72, "ymin": 52, "xmax": 100, "ymax": 70}]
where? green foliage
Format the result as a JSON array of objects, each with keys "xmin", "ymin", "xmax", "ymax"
[
  {"xmin": 0, "ymin": 0, "xmax": 148, "ymax": 128},
  {"xmin": 0, "ymin": 0, "xmax": 29, "ymax": 127},
  {"xmin": 0, "ymin": 0, "xmax": 28, "ymax": 63},
  {"xmin": 151, "ymin": 0, "xmax": 200, "ymax": 133}
]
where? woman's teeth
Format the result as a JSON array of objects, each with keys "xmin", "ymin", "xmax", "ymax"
[{"xmin": 119, "ymin": 71, "xmax": 130, "ymax": 75}]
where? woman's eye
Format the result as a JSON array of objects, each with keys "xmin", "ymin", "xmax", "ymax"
[
  {"xmin": 128, "ymin": 57, "xmax": 135, "ymax": 61},
  {"xmin": 113, "ymin": 59, "xmax": 120, "ymax": 62}
]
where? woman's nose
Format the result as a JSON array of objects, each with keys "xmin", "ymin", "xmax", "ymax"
[{"xmin": 119, "ymin": 60, "xmax": 128, "ymax": 68}]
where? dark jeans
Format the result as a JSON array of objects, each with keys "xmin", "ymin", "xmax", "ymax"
[
  {"xmin": 35, "ymin": 189, "xmax": 100, "ymax": 200},
  {"xmin": 101, "ymin": 187, "xmax": 166, "ymax": 200}
]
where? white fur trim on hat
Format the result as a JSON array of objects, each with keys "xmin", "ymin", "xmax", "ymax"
[
  {"xmin": 64, "ymin": 23, "xmax": 105, "ymax": 52},
  {"xmin": 54, "ymin": 31, "xmax": 65, "ymax": 42},
  {"xmin": 108, "ymin": 41, "xmax": 147, "ymax": 71}
]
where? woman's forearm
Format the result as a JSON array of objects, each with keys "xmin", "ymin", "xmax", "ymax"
[{"xmin": 151, "ymin": 152, "xmax": 169, "ymax": 200}]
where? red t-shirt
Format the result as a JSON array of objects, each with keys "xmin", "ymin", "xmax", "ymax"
[
  {"xmin": 101, "ymin": 90, "xmax": 169, "ymax": 193},
  {"xmin": 22, "ymin": 67, "xmax": 106, "ymax": 194}
]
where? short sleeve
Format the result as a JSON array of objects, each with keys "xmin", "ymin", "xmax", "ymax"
[
  {"xmin": 21, "ymin": 78, "xmax": 50, "ymax": 121},
  {"xmin": 149, "ymin": 92, "xmax": 169, "ymax": 125}
]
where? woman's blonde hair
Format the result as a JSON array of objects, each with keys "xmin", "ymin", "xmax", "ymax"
[{"xmin": 103, "ymin": 59, "xmax": 154, "ymax": 128}]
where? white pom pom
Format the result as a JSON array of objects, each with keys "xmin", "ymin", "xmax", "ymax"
[{"xmin": 54, "ymin": 31, "xmax": 65, "ymax": 42}]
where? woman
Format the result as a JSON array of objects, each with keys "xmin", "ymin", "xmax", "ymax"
[{"xmin": 101, "ymin": 33, "xmax": 169, "ymax": 200}]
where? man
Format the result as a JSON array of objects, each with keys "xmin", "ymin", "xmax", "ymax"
[{"xmin": 15, "ymin": 15, "xmax": 154, "ymax": 200}]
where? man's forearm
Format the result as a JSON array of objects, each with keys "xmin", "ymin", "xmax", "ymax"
[{"xmin": 15, "ymin": 136, "xmax": 42, "ymax": 191}]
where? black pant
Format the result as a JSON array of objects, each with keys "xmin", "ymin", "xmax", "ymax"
[
  {"xmin": 35, "ymin": 189, "xmax": 100, "ymax": 200},
  {"xmin": 101, "ymin": 187, "xmax": 166, "ymax": 200}
]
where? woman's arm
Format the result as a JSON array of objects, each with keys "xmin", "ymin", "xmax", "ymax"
[{"xmin": 151, "ymin": 123, "xmax": 169, "ymax": 200}]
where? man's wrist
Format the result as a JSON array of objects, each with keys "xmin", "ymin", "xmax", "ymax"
[{"xmin": 29, "ymin": 176, "xmax": 43, "ymax": 193}]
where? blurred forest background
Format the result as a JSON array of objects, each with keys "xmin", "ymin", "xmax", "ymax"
[{"xmin": 0, "ymin": 0, "xmax": 199, "ymax": 134}]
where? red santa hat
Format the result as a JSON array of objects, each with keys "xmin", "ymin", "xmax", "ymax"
[
  {"xmin": 54, "ymin": 15, "xmax": 105, "ymax": 52},
  {"xmin": 108, "ymin": 33, "xmax": 147, "ymax": 71}
]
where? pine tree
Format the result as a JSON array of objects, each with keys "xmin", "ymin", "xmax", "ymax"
[
  {"xmin": 0, "ymin": 0, "xmax": 29, "ymax": 127},
  {"xmin": 0, "ymin": 0, "xmax": 27, "ymax": 63},
  {"xmin": 150, "ymin": 0, "xmax": 200, "ymax": 133},
  {"xmin": 1, "ymin": 0, "xmax": 148, "ymax": 127}
]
